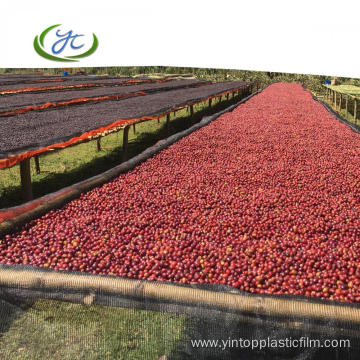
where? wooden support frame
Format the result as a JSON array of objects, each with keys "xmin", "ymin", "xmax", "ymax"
[
  {"xmin": 339, "ymin": 94, "xmax": 342, "ymax": 111},
  {"xmin": 122, "ymin": 125, "xmax": 130, "ymax": 162},
  {"xmin": 96, "ymin": 138, "xmax": 101, "ymax": 152},
  {"xmin": 166, "ymin": 113, "xmax": 170, "ymax": 135},
  {"xmin": 20, "ymin": 158, "xmax": 33, "ymax": 202},
  {"xmin": 34, "ymin": 155, "xmax": 41, "ymax": 174},
  {"xmin": 190, "ymin": 105, "xmax": 194, "ymax": 116},
  {"xmin": 354, "ymin": 99, "xmax": 357, "ymax": 124},
  {"xmin": 345, "ymin": 95, "xmax": 349, "ymax": 116}
]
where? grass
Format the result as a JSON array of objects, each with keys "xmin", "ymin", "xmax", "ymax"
[
  {"xmin": 0, "ymin": 299, "xmax": 186, "ymax": 360},
  {"xmin": 0, "ymin": 93, "xmax": 241, "ymax": 208}
]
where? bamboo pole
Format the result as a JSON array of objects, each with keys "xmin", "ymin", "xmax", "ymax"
[{"xmin": 0, "ymin": 267, "xmax": 359, "ymax": 326}]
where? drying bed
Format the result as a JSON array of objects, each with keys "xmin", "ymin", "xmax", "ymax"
[
  {"xmin": 0, "ymin": 75, "xmax": 62, "ymax": 86},
  {"xmin": 0, "ymin": 81, "xmax": 248, "ymax": 167},
  {"xmin": 0, "ymin": 75, "xmax": 133, "ymax": 87},
  {"xmin": 1, "ymin": 83, "xmax": 359, "ymax": 304},
  {"xmin": 0, "ymin": 77, "xmax": 161, "ymax": 94},
  {"xmin": 0, "ymin": 79, "xmax": 209, "ymax": 113}
]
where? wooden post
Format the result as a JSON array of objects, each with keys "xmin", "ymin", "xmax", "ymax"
[
  {"xmin": 334, "ymin": 92, "xmax": 337, "ymax": 108},
  {"xmin": 345, "ymin": 95, "xmax": 348, "ymax": 116},
  {"xmin": 190, "ymin": 105, "xmax": 194, "ymax": 116},
  {"xmin": 122, "ymin": 125, "xmax": 130, "ymax": 162},
  {"xmin": 354, "ymin": 99, "xmax": 357, "ymax": 124},
  {"xmin": 20, "ymin": 158, "xmax": 33, "ymax": 202},
  {"xmin": 209, "ymin": 98, "xmax": 212, "ymax": 107},
  {"xmin": 133, "ymin": 123, "xmax": 136, "ymax": 134},
  {"xmin": 34, "ymin": 155, "xmax": 40, "ymax": 174},
  {"xmin": 96, "ymin": 138, "xmax": 101, "ymax": 152},
  {"xmin": 339, "ymin": 94, "xmax": 342, "ymax": 111},
  {"xmin": 166, "ymin": 113, "xmax": 170, "ymax": 135},
  {"xmin": 226, "ymin": 93, "xmax": 229, "ymax": 101}
]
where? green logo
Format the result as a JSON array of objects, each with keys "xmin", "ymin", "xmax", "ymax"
[{"xmin": 34, "ymin": 24, "xmax": 98, "ymax": 62}]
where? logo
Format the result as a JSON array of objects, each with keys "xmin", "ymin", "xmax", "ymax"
[{"xmin": 34, "ymin": 24, "xmax": 98, "ymax": 62}]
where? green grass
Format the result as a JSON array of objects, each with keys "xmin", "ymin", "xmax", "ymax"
[
  {"xmin": 0, "ymin": 299, "xmax": 186, "ymax": 360},
  {"xmin": 0, "ymin": 93, "xmax": 241, "ymax": 208}
]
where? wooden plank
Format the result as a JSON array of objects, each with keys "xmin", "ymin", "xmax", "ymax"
[
  {"xmin": 354, "ymin": 99, "xmax": 357, "ymax": 124},
  {"xmin": 339, "ymin": 94, "xmax": 342, "ymax": 111},
  {"xmin": 34, "ymin": 155, "xmax": 40, "ymax": 174},
  {"xmin": 122, "ymin": 125, "xmax": 130, "ymax": 162},
  {"xmin": 166, "ymin": 113, "xmax": 170, "ymax": 135},
  {"xmin": 20, "ymin": 158, "xmax": 33, "ymax": 202}
]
